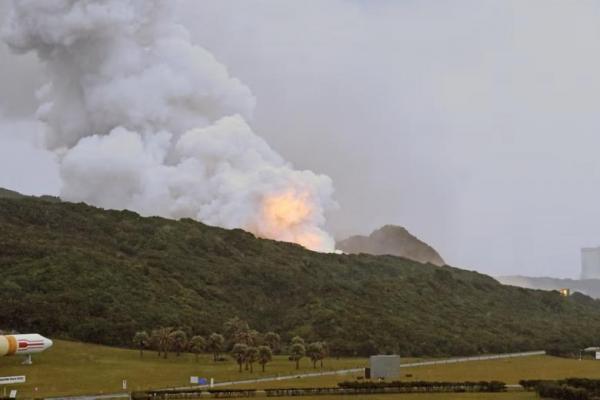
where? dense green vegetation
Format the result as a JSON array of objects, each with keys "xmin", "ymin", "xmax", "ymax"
[
  {"xmin": 522, "ymin": 379, "xmax": 600, "ymax": 399},
  {"xmin": 133, "ymin": 381, "xmax": 507, "ymax": 399},
  {"xmin": 3, "ymin": 193, "xmax": 600, "ymax": 356}
]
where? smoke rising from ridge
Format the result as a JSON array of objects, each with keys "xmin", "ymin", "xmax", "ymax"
[{"xmin": 2, "ymin": 0, "xmax": 336, "ymax": 252}]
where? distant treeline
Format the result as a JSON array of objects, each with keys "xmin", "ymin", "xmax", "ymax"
[{"xmin": 4, "ymin": 196, "xmax": 600, "ymax": 356}]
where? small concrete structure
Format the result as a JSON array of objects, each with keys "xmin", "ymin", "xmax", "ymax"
[{"xmin": 369, "ymin": 355, "xmax": 400, "ymax": 380}]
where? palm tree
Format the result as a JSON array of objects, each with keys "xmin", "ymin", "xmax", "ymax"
[
  {"xmin": 224, "ymin": 317, "xmax": 249, "ymax": 347},
  {"xmin": 257, "ymin": 345, "xmax": 272, "ymax": 372},
  {"xmin": 234, "ymin": 329, "xmax": 253, "ymax": 346},
  {"xmin": 132, "ymin": 331, "xmax": 149, "ymax": 358},
  {"xmin": 290, "ymin": 342, "xmax": 305, "ymax": 370},
  {"xmin": 169, "ymin": 330, "xmax": 188, "ymax": 357},
  {"xmin": 306, "ymin": 342, "xmax": 323, "ymax": 368},
  {"xmin": 207, "ymin": 333, "xmax": 225, "ymax": 361},
  {"xmin": 319, "ymin": 342, "xmax": 328, "ymax": 368},
  {"xmin": 156, "ymin": 327, "xmax": 173, "ymax": 359},
  {"xmin": 263, "ymin": 332, "xmax": 281, "ymax": 353},
  {"xmin": 231, "ymin": 343, "xmax": 248, "ymax": 372},
  {"xmin": 291, "ymin": 336, "xmax": 305, "ymax": 345},
  {"xmin": 189, "ymin": 335, "xmax": 206, "ymax": 362},
  {"xmin": 245, "ymin": 346, "xmax": 259, "ymax": 373},
  {"xmin": 150, "ymin": 329, "xmax": 162, "ymax": 357}
]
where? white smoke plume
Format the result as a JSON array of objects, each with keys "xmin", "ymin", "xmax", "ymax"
[{"xmin": 2, "ymin": 0, "xmax": 336, "ymax": 252}]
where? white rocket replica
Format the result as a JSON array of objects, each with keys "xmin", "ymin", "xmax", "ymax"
[{"xmin": 0, "ymin": 334, "xmax": 53, "ymax": 364}]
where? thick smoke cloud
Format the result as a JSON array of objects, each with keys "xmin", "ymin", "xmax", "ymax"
[
  {"xmin": 0, "ymin": 111, "xmax": 59, "ymax": 195},
  {"xmin": 4, "ymin": 1, "xmax": 600, "ymax": 277},
  {"xmin": 2, "ymin": 0, "xmax": 335, "ymax": 252}
]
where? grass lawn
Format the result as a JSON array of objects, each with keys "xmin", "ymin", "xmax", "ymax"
[
  {"xmin": 402, "ymin": 355, "xmax": 600, "ymax": 383},
  {"xmin": 0, "ymin": 340, "xmax": 365, "ymax": 398},
  {"xmin": 229, "ymin": 355, "xmax": 600, "ymax": 390},
  {"xmin": 2, "ymin": 340, "xmax": 599, "ymax": 399}
]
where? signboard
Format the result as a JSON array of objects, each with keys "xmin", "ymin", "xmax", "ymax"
[
  {"xmin": 198, "ymin": 378, "xmax": 207, "ymax": 385},
  {"xmin": 190, "ymin": 376, "xmax": 198, "ymax": 384},
  {"xmin": 0, "ymin": 377, "xmax": 25, "ymax": 385},
  {"xmin": 9, "ymin": 390, "xmax": 16, "ymax": 399}
]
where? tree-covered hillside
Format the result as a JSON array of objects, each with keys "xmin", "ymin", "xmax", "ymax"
[{"xmin": 2, "ymin": 195, "xmax": 600, "ymax": 356}]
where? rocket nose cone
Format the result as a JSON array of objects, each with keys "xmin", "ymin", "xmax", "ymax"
[{"xmin": 44, "ymin": 338, "xmax": 53, "ymax": 349}]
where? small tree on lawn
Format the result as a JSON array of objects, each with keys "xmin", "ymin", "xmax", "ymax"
[
  {"xmin": 307, "ymin": 342, "xmax": 324, "ymax": 369},
  {"xmin": 189, "ymin": 335, "xmax": 206, "ymax": 362},
  {"xmin": 207, "ymin": 333, "xmax": 225, "ymax": 361},
  {"xmin": 319, "ymin": 342, "xmax": 328, "ymax": 368},
  {"xmin": 169, "ymin": 329, "xmax": 188, "ymax": 357},
  {"xmin": 132, "ymin": 331, "xmax": 150, "ymax": 358},
  {"xmin": 290, "ymin": 342, "xmax": 305, "ymax": 370},
  {"xmin": 150, "ymin": 329, "xmax": 162, "ymax": 357},
  {"xmin": 231, "ymin": 343, "xmax": 248, "ymax": 372},
  {"xmin": 224, "ymin": 317, "xmax": 250, "ymax": 348},
  {"xmin": 264, "ymin": 332, "xmax": 281, "ymax": 353},
  {"xmin": 155, "ymin": 327, "xmax": 173, "ymax": 359},
  {"xmin": 245, "ymin": 346, "xmax": 259, "ymax": 373},
  {"xmin": 291, "ymin": 336, "xmax": 305, "ymax": 345},
  {"xmin": 258, "ymin": 345, "xmax": 272, "ymax": 372}
]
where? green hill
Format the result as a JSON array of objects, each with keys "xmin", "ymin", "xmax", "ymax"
[
  {"xmin": 2, "ymin": 194, "xmax": 600, "ymax": 356},
  {"xmin": 0, "ymin": 186, "xmax": 60, "ymax": 202}
]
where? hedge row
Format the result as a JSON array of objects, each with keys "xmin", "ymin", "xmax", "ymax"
[
  {"xmin": 338, "ymin": 380, "xmax": 506, "ymax": 392},
  {"xmin": 537, "ymin": 383, "xmax": 590, "ymax": 400},
  {"xmin": 519, "ymin": 378, "xmax": 600, "ymax": 400},
  {"xmin": 132, "ymin": 381, "xmax": 507, "ymax": 399}
]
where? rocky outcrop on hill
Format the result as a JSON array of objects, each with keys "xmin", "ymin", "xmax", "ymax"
[{"xmin": 337, "ymin": 225, "xmax": 445, "ymax": 266}]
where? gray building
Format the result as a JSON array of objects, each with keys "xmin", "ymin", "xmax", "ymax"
[
  {"xmin": 581, "ymin": 247, "xmax": 600, "ymax": 279},
  {"xmin": 369, "ymin": 355, "xmax": 401, "ymax": 380}
]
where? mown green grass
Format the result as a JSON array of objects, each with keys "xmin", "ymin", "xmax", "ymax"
[
  {"xmin": 3, "ymin": 340, "xmax": 600, "ymax": 399},
  {"xmin": 230, "ymin": 354, "xmax": 600, "ymax": 390},
  {"xmin": 403, "ymin": 355, "xmax": 600, "ymax": 383},
  {"xmin": 0, "ymin": 340, "xmax": 366, "ymax": 398}
]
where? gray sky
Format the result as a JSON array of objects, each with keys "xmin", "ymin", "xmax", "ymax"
[{"xmin": 2, "ymin": 0, "xmax": 600, "ymax": 278}]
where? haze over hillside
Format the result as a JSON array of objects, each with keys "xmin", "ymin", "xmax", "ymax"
[
  {"xmin": 497, "ymin": 276, "xmax": 600, "ymax": 300},
  {"xmin": 3, "ymin": 190, "xmax": 600, "ymax": 356},
  {"xmin": 337, "ymin": 225, "xmax": 445, "ymax": 266}
]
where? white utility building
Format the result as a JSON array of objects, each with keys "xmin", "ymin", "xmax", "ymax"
[{"xmin": 369, "ymin": 355, "xmax": 401, "ymax": 380}]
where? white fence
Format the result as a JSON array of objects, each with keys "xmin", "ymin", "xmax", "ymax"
[
  {"xmin": 183, "ymin": 350, "xmax": 546, "ymax": 390},
  {"xmin": 402, "ymin": 350, "xmax": 546, "ymax": 368}
]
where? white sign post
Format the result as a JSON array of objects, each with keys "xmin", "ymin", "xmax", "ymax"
[
  {"xmin": 0, "ymin": 377, "xmax": 26, "ymax": 385},
  {"xmin": 0, "ymin": 377, "xmax": 25, "ymax": 399}
]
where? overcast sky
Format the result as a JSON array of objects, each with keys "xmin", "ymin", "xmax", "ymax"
[{"xmin": 2, "ymin": 0, "xmax": 600, "ymax": 278}]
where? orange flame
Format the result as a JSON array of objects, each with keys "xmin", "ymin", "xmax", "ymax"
[
  {"xmin": 248, "ymin": 191, "xmax": 324, "ymax": 251},
  {"xmin": 262, "ymin": 191, "xmax": 312, "ymax": 229}
]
